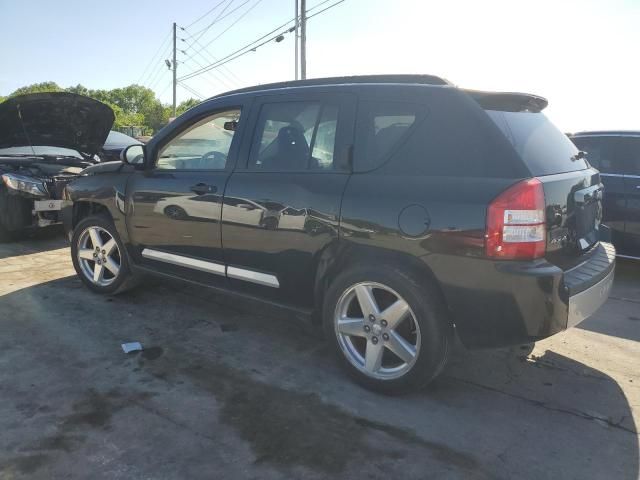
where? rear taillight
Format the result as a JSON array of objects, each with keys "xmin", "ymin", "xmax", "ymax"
[{"xmin": 486, "ymin": 178, "xmax": 546, "ymax": 260}]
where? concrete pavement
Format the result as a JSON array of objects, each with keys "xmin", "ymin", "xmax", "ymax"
[{"xmin": 0, "ymin": 230, "xmax": 638, "ymax": 479}]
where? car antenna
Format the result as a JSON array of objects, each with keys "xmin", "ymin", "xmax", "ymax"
[{"xmin": 16, "ymin": 102, "xmax": 37, "ymax": 157}]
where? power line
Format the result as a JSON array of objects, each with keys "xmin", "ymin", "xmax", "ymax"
[
  {"xmin": 178, "ymin": 81, "xmax": 206, "ymax": 100},
  {"xmin": 306, "ymin": 0, "xmax": 336, "ymax": 14},
  {"xmin": 178, "ymin": 0, "xmax": 345, "ymax": 82},
  {"xmin": 180, "ymin": 28, "xmax": 243, "ymax": 85},
  {"xmin": 178, "ymin": 20, "xmax": 296, "ymax": 81},
  {"xmin": 183, "ymin": 0, "xmax": 264, "ymax": 58},
  {"xmin": 183, "ymin": 0, "xmax": 227, "ymax": 29},
  {"xmin": 147, "ymin": 51, "xmax": 172, "ymax": 91},
  {"xmin": 307, "ymin": 0, "xmax": 344, "ymax": 19},
  {"xmin": 179, "ymin": 50, "xmax": 234, "ymax": 90},
  {"xmin": 157, "ymin": 78, "xmax": 174, "ymax": 98},
  {"xmin": 137, "ymin": 29, "xmax": 172, "ymax": 85},
  {"xmin": 186, "ymin": 0, "xmax": 254, "ymax": 48}
]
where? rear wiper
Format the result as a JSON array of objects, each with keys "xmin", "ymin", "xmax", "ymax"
[{"xmin": 571, "ymin": 151, "xmax": 587, "ymax": 161}]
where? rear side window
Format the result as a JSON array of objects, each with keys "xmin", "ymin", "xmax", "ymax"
[
  {"xmin": 354, "ymin": 101, "xmax": 421, "ymax": 171},
  {"xmin": 487, "ymin": 111, "xmax": 588, "ymax": 176}
]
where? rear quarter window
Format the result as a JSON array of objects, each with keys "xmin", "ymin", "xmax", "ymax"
[
  {"xmin": 353, "ymin": 100, "xmax": 424, "ymax": 172},
  {"xmin": 487, "ymin": 111, "xmax": 588, "ymax": 176}
]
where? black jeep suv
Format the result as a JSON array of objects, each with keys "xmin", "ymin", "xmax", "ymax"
[{"xmin": 62, "ymin": 75, "xmax": 615, "ymax": 393}]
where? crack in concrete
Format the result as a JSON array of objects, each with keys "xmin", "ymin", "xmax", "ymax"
[{"xmin": 448, "ymin": 376, "xmax": 638, "ymax": 435}]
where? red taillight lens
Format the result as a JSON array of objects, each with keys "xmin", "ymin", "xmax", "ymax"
[{"xmin": 486, "ymin": 178, "xmax": 546, "ymax": 260}]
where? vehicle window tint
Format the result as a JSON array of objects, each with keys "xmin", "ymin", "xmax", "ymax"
[
  {"xmin": 310, "ymin": 105, "xmax": 338, "ymax": 170},
  {"xmin": 355, "ymin": 101, "xmax": 419, "ymax": 171},
  {"xmin": 250, "ymin": 102, "xmax": 338, "ymax": 171},
  {"xmin": 570, "ymin": 136, "xmax": 619, "ymax": 173},
  {"xmin": 616, "ymin": 137, "xmax": 640, "ymax": 175},
  {"xmin": 486, "ymin": 110, "xmax": 588, "ymax": 176},
  {"xmin": 157, "ymin": 109, "xmax": 240, "ymax": 170}
]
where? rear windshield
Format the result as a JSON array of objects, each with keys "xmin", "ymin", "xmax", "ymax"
[{"xmin": 486, "ymin": 110, "xmax": 589, "ymax": 176}]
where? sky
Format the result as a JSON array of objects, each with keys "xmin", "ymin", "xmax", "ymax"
[{"xmin": 1, "ymin": 0, "xmax": 638, "ymax": 132}]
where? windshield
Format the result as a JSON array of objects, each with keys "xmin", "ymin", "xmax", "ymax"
[
  {"xmin": 486, "ymin": 110, "xmax": 589, "ymax": 175},
  {"xmin": 0, "ymin": 146, "xmax": 82, "ymax": 158}
]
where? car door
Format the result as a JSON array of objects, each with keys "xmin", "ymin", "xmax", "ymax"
[
  {"xmin": 618, "ymin": 136, "xmax": 640, "ymax": 256},
  {"xmin": 125, "ymin": 105, "xmax": 244, "ymax": 283},
  {"xmin": 221, "ymin": 91, "xmax": 356, "ymax": 307},
  {"xmin": 572, "ymin": 135, "xmax": 628, "ymax": 249}
]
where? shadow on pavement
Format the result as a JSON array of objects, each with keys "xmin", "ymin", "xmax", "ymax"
[
  {"xmin": 0, "ymin": 273, "xmax": 637, "ymax": 479},
  {"xmin": 0, "ymin": 226, "xmax": 67, "ymax": 260}
]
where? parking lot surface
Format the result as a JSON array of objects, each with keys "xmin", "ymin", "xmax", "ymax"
[{"xmin": 0, "ymin": 230, "xmax": 638, "ymax": 479}]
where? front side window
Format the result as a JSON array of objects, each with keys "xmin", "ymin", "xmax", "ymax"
[
  {"xmin": 157, "ymin": 109, "xmax": 240, "ymax": 170},
  {"xmin": 250, "ymin": 102, "xmax": 338, "ymax": 171}
]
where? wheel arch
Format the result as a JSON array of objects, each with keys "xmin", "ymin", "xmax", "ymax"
[
  {"xmin": 313, "ymin": 242, "xmax": 450, "ymax": 325},
  {"xmin": 72, "ymin": 201, "xmax": 113, "ymax": 228}
]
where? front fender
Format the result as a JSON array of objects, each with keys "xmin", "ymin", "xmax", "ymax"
[{"xmin": 62, "ymin": 172, "xmax": 132, "ymax": 243}]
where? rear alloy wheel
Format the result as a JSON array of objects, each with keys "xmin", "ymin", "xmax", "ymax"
[
  {"xmin": 71, "ymin": 215, "xmax": 134, "ymax": 294},
  {"xmin": 334, "ymin": 282, "xmax": 420, "ymax": 380},
  {"xmin": 324, "ymin": 266, "xmax": 452, "ymax": 394}
]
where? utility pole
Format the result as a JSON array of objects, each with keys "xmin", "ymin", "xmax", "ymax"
[
  {"xmin": 294, "ymin": 0, "xmax": 299, "ymax": 80},
  {"xmin": 300, "ymin": 0, "xmax": 306, "ymax": 80},
  {"xmin": 172, "ymin": 22, "xmax": 177, "ymax": 117}
]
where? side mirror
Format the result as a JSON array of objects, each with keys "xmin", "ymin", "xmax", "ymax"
[
  {"xmin": 224, "ymin": 121, "xmax": 238, "ymax": 131},
  {"xmin": 121, "ymin": 144, "xmax": 145, "ymax": 166}
]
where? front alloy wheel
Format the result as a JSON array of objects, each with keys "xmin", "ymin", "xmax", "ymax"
[
  {"xmin": 334, "ymin": 282, "xmax": 421, "ymax": 380},
  {"xmin": 77, "ymin": 226, "xmax": 121, "ymax": 287},
  {"xmin": 71, "ymin": 215, "xmax": 134, "ymax": 295}
]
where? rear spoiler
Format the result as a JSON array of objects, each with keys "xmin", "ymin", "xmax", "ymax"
[{"xmin": 463, "ymin": 90, "xmax": 549, "ymax": 113}]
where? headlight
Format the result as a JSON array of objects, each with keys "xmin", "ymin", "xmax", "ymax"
[{"xmin": 1, "ymin": 173, "xmax": 48, "ymax": 197}]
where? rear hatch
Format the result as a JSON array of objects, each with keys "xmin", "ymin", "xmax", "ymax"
[{"xmin": 479, "ymin": 97, "xmax": 602, "ymax": 270}]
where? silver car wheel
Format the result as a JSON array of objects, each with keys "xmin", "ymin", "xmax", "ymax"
[
  {"xmin": 77, "ymin": 226, "xmax": 121, "ymax": 287},
  {"xmin": 334, "ymin": 281, "xmax": 421, "ymax": 380}
]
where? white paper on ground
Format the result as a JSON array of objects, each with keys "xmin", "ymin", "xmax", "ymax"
[{"xmin": 121, "ymin": 342, "xmax": 143, "ymax": 353}]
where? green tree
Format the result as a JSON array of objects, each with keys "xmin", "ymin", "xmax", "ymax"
[
  {"xmin": 4, "ymin": 81, "xmax": 174, "ymax": 134},
  {"xmin": 177, "ymin": 98, "xmax": 201, "ymax": 115},
  {"xmin": 9, "ymin": 81, "xmax": 62, "ymax": 97},
  {"xmin": 66, "ymin": 84, "xmax": 91, "ymax": 96}
]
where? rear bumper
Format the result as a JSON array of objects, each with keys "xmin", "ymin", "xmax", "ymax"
[
  {"xmin": 430, "ymin": 242, "xmax": 616, "ymax": 348},
  {"xmin": 567, "ymin": 266, "xmax": 614, "ymax": 328}
]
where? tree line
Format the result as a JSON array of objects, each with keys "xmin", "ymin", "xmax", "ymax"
[{"xmin": 0, "ymin": 82, "xmax": 201, "ymax": 134}]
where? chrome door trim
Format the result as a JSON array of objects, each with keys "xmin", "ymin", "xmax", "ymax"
[
  {"xmin": 227, "ymin": 266, "xmax": 280, "ymax": 288},
  {"xmin": 142, "ymin": 248, "xmax": 226, "ymax": 276}
]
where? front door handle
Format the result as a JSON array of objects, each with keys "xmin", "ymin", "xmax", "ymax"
[{"xmin": 190, "ymin": 183, "xmax": 217, "ymax": 195}]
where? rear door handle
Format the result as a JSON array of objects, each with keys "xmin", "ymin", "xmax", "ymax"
[{"xmin": 190, "ymin": 183, "xmax": 217, "ymax": 195}]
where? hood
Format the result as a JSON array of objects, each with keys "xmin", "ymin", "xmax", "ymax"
[{"xmin": 0, "ymin": 92, "xmax": 115, "ymax": 155}]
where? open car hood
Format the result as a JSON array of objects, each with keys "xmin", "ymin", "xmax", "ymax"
[{"xmin": 0, "ymin": 92, "xmax": 115, "ymax": 155}]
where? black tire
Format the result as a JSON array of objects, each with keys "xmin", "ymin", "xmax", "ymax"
[
  {"xmin": 323, "ymin": 264, "xmax": 453, "ymax": 394},
  {"xmin": 71, "ymin": 215, "xmax": 137, "ymax": 295},
  {"xmin": 0, "ymin": 187, "xmax": 29, "ymax": 243}
]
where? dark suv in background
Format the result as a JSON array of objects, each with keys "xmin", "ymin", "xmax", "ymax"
[
  {"xmin": 570, "ymin": 131, "xmax": 640, "ymax": 258},
  {"xmin": 62, "ymin": 75, "xmax": 615, "ymax": 393}
]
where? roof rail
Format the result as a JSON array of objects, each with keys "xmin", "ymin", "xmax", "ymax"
[{"xmin": 213, "ymin": 74, "xmax": 451, "ymax": 98}]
